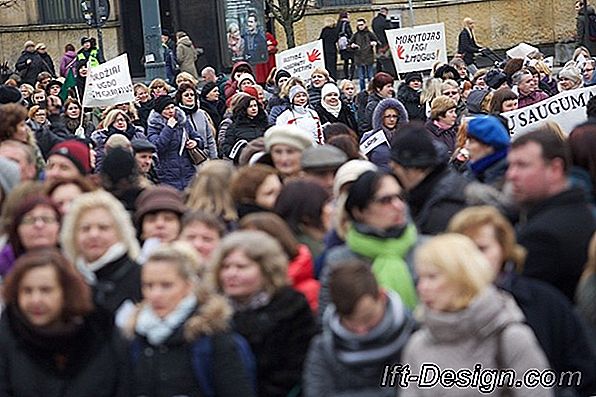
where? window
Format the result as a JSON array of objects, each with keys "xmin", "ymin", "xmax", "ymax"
[
  {"xmin": 317, "ymin": 0, "xmax": 371, "ymax": 7},
  {"xmin": 38, "ymin": 0, "xmax": 84, "ymax": 24}
]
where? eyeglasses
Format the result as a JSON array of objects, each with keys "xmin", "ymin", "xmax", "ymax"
[
  {"xmin": 21, "ymin": 215, "xmax": 58, "ymax": 225},
  {"xmin": 443, "ymin": 90, "xmax": 459, "ymax": 96},
  {"xmin": 182, "ymin": 92, "xmax": 195, "ymax": 97},
  {"xmin": 372, "ymin": 192, "xmax": 404, "ymax": 205}
]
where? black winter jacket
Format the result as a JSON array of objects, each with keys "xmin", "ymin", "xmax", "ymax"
[
  {"xmin": 313, "ymin": 102, "xmax": 358, "ymax": 133},
  {"xmin": 517, "ymin": 188, "xmax": 596, "ymax": 301},
  {"xmin": 397, "ymin": 83, "xmax": 426, "ymax": 122},
  {"xmin": 0, "ymin": 307, "xmax": 129, "ymax": 397},
  {"xmin": 222, "ymin": 112, "xmax": 269, "ymax": 158},
  {"xmin": 93, "ymin": 254, "xmax": 142, "ymax": 315},
  {"xmin": 232, "ymin": 287, "xmax": 317, "ymax": 397}
]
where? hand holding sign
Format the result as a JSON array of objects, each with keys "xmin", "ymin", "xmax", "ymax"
[
  {"xmin": 397, "ymin": 45, "xmax": 405, "ymax": 60},
  {"xmin": 307, "ymin": 48, "xmax": 321, "ymax": 63}
]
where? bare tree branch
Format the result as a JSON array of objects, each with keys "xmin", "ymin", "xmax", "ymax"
[
  {"xmin": 265, "ymin": 0, "xmax": 311, "ymax": 48},
  {"xmin": 0, "ymin": 0, "xmax": 24, "ymax": 8}
]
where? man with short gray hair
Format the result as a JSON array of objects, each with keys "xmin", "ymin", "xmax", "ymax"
[{"xmin": 513, "ymin": 69, "xmax": 549, "ymax": 108}]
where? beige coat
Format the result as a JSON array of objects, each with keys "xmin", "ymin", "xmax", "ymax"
[
  {"xmin": 401, "ymin": 286, "xmax": 553, "ymax": 397},
  {"xmin": 176, "ymin": 35, "xmax": 198, "ymax": 79}
]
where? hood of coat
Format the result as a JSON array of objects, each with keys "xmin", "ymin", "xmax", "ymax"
[
  {"xmin": 231, "ymin": 61, "xmax": 254, "ymax": 77},
  {"xmin": 177, "ymin": 35, "xmax": 193, "ymax": 47},
  {"xmin": 147, "ymin": 106, "xmax": 188, "ymax": 130},
  {"xmin": 125, "ymin": 286, "xmax": 232, "ymax": 341},
  {"xmin": 372, "ymin": 97, "xmax": 409, "ymax": 132},
  {"xmin": 288, "ymin": 244, "xmax": 314, "ymax": 285},
  {"xmin": 63, "ymin": 50, "xmax": 77, "ymax": 60},
  {"xmin": 420, "ymin": 285, "xmax": 525, "ymax": 343}
]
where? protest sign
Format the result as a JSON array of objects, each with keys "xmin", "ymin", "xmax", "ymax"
[
  {"xmin": 502, "ymin": 86, "xmax": 596, "ymax": 137},
  {"xmin": 82, "ymin": 54, "xmax": 134, "ymax": 108},
  {"xmin": 275, "ymin": 40, "xmax": 325, "ymax": 82},
  {"xmin": 386, "ymin": 23, "xmax": 447, "ymax": 74},
  {"xmin": 360, "ymin": 130, "xmax": 389, "ymax": 155}
]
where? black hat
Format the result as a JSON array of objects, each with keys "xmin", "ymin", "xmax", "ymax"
[
  {"xmin": 81, "ymin": 36, "xmax": 92, "ymax": 45},
  {"xmin": 404, "ymin": 72, "xmax": 423, "ymax": 85},
  {"xmin": 101, "ymin": 147, "xmax": 136, "ymax": 185},
  {"xmin": 0, "ymin": 86, "xmax": 23, "ymax": 105},
  {"xmin": 161, "ymin": 29, "xmax": 170, "ymax": 37},
  {"xmin": 275, "ymin": 69, "xmax": 292, "ymax": 86},
  {"xmin": 154, "ymin": 95, "xmax": 176, "ymax": 114},
  {"xmin": 390, "ymin": 125, "xmax": 440, "ymax": 168},
  {"xmin": 485, "ymin": 69, "xmax": 508, "ymax": 90},
  {"xmin": 200, "ymin": 82, "xmax": 218, "ymax": 98},
  {"xmin": 434, "ymin": 64, "xmax": 460, "ymax": 81},
  {"xmin": 131, "ymin": 139, "xmax": 157, "ymax": 153}
]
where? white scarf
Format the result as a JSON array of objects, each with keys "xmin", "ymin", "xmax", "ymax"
[
  {"xmin": 321, "ymin": 99, "xmax": 342, "ymax": 118},
  {"xmin": 75, "ymin": 243, "xmax": 128, "ymax": 285},
  {"xmin": 135, "ymin": 294, "xmax": 198, "ymax": 345}
]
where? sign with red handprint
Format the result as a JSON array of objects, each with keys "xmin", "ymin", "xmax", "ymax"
[
  {"xmin": 275, "ymin": 39, "xmax": 326, "ymax": 82},
  {"xmin": 385, "ymin": 23, "xmax": 447, "ymax": 74}
]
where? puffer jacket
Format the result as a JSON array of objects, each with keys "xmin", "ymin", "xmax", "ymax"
[
  {"xmin": 147, "ymin": 107, "xmax": 201, "ymax": 190},
  {"xmin": 359, "ymin": 98, "xmax": 409, "ymax": 172},
  {"xmin": 222, "ymin": 111, "xmax": 269, "ymax": 158},
  {"xmin": 288, "ymin": 244, "xmax": 320, "ymax": 313},
  {"xmin": 397, "ymin": 82, "xmax": 426, "ymax": 122},
  {"xmin": 176, "ymin": 35, "xmax": 198, "ymax": 78},
  {"xmin": 402, "ymin": 286, "xmax": 552, "ymax": 397},
  {"xmin": 92, "ymin": 124, "xmax": 147, "ymax": 171}
]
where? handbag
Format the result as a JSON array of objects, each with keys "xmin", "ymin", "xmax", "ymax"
[{"xmin": 187, "ymin": 145, "xmax": 208, "ymax": 165}]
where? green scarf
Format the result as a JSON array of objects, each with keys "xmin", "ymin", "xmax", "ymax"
[{"xmin": 346, "ymin": 224, "xmax": 418, "ymax": 309}]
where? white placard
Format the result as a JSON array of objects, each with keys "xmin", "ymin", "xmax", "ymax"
[
  {"xmin": 82, "ymin": 54, "xmax": 135, "ymax": 108},
  {"xmin": 502, "ymin": 86, "xmax": 596, "ymax": 137},
  {"xmin": 275, "ymin": 40, "xmax": 325, "ymax": 83},
  {"xmin": 385, "ymin": 23, "xmax": 447, "ymax": 74}
]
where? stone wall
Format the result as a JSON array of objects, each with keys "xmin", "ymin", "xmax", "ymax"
[
  {"xmin": 276, "ymin": 0, "xmax": 576, "ymax": 55},
  {"xmin": 0, "ymin": 0, "xmax": 121, "ymax": 76}
]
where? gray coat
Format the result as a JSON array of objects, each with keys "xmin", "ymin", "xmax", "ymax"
[{"xmin": 401, "ymin": 286, "xmax": 552, "ymax": 397}]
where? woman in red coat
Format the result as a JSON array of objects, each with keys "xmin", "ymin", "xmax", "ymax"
[{"xmin": 255, "ymin": 32, "xmax": 277, "ymax": 85}]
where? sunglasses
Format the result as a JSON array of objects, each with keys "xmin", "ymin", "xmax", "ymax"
[
  {"xmin": 372, "ymin": 192, "xmax": 404, "ymax": 205},
  {"xmin": 183, "ymin": 92, "xmax": 195, "ymax": 97},
  {"xmin": 443, "ymin": 90, "xmax": 459, "ymax": 96}
]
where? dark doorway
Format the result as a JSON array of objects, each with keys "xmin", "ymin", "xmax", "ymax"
[{"xmin": 120, "ymin": 0, "xmax": 226, "ymax": 78}]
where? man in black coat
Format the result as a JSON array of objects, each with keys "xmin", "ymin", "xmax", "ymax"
[
  {"xmin": 15, "ymin": 40, "xmax": 50, "ymax": 86},
  {"xmin": 389, "ymin": 125, "xmax": 469, "ymax": 235},
  {"xmin": 507, "ymin": 129, "xmax": 596, "ymax": 302},
  {"xmin": 371, "ymin": 7, "xmax": 390, "ymax": 48},
  {"xmin": 457, "ymin": 17, "xmax": 482, "ymax": 73}
]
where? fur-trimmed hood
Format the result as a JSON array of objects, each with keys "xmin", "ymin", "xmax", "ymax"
[
  {"xmin": 125, "ymin": 285, "xmax": 233, "ymax": 342},
  {"xmin": 372, "ymin": 97, "xmax": 409, "ymax": 132}
]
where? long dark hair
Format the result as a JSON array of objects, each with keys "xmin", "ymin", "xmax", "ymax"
[{"xmin": 274, "ymin": 179, "xmax": 330, "ymax": 234}]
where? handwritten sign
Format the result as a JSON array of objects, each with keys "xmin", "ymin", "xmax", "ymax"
[
  {"xmin": 386, "ymin": 23, "xmax": 447, "ymax": 74},
  {"xmin": 275, "ymin": 40, "xmax": 325, "ymax": 82},
  {"xmin": 82, "ymin": 54, "xmax": 134, "ymax": 108}
]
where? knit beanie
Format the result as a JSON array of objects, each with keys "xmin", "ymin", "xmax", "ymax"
[
  {"xmin": 485, "ymin": 69, "xmax": 508, "ymax": 90},
  {"xmin": 467, "ymin": 115, "xmax": 510, "ymax": 150},
  {"xmin": 275, "ymin": 69, "xmax": 291, "ymax": 86},
  {"xmin": 242, "ymin": 86, "xmax": 259, "ymax": 99},
  {"xmin": 289, "ymin": 85, "xmax": 308, "ymax": 104},
  {"xmin": 321, "ymin": 83, "xmax": 340, "ymax": 100},
  {"xmin": 390, "ymin": 126, "xmax": 440, "ymax": 168},
  {"xmin": 404, "ymin": 72, "xmax": 423, "ymax": 85},
  {"xmin": 48, "ymin": 140, "xmax": 92, "ymax": 175},
  {"xmin": 237, "ymin": 73, "xmax": 256, "ymax": 86},
  {"xmin": 200, "ymin": 82, "xmax": 218, "ymax": 99},
  {"xmin": 101, "ymin": 147, "xmax": 136, "ymax": 185},
  {"xmin": 0, "ymin": 156, "xmax": 21, "ymax": 195},
  {"xmin": 558, "ymin": 66, "xmax": 582, "ymax": 85},
  {"xmin": 430, "ymin": 95, "xmax": 457, "ymax": 120},
  {"xmin": 332, "ymin": 159, "xmax": 378, "ymax": 197},
  {"xmin": 264, "ymin": 125, "xmax": 313, "ymax": 152},
  {"xmin": 134, "ymin": 185, "xmax": 186, "ymax": 225},
  {"xmin": 154, "ymin": 95, "xmax": 176, "ymax": 114}
]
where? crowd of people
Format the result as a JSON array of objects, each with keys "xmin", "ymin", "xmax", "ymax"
[{"xmin": 0, "ymin": 4, "xmax": 594, "ymax": 397}]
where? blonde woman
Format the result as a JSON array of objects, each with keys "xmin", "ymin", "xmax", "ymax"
[
  {"xmin": 211, "ymin": 230, "xmax": 317, "ymax": 397},
  {"xmin": 61, "ymin": 190, "xmax": 142, "ymax": 315},
  {"xmin": 186, "ymin": 160, "xmax": 238, "ymax": 228},
  {"xmin": 126, "ymin": 243, "xmax": 256, "ymax": 397},
  {"xmin": 402, "ymin": 233, "xmax": 551, "ymax": 397}
]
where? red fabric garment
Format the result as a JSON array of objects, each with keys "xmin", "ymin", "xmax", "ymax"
[
  {"xmin": 288, "ymin": 244, "xmax": 320, "ymax": 314},
  {"xmin": 255, "ymin": 33, "xmax": 278, "ymax": 84}
]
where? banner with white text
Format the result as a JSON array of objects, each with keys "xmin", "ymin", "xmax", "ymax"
[
  {"xmin": 82, "ymin": 54, "xmax": 134, "ymax": 108},
  {"xmin": 386, "ymin": 23, "xmax": 447, "ymax": 74},
  {"xmin": 502, "ymin": 86, "xmax": 596, "ymax": 137},
  {"xmin": 275, "ymin": 40, "xmax": 325, "ymax": 83}
]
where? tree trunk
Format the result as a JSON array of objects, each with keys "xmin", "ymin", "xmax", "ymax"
[{"xmin": 283, "ymin": 21, "xmax": 296, "ymax": 48}]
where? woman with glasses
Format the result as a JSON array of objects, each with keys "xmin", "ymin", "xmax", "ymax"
[
  {"xmin": 319, "ymin": 170, "xmax": 419, "ymax": 316},
  {"xmin": 91, "ymin": 109, "xmax": 146, "ymax": 171},
  {"xmin": 359, "ymin": 97, "xmax": 409, "ymax": 171},
  {"xmin": 175, "ymin": 82, "xmax": 218, "ymax": 160},
  {"xmin": 0, "ymin": 195, "xmax": 60, "ymax": 277}
]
